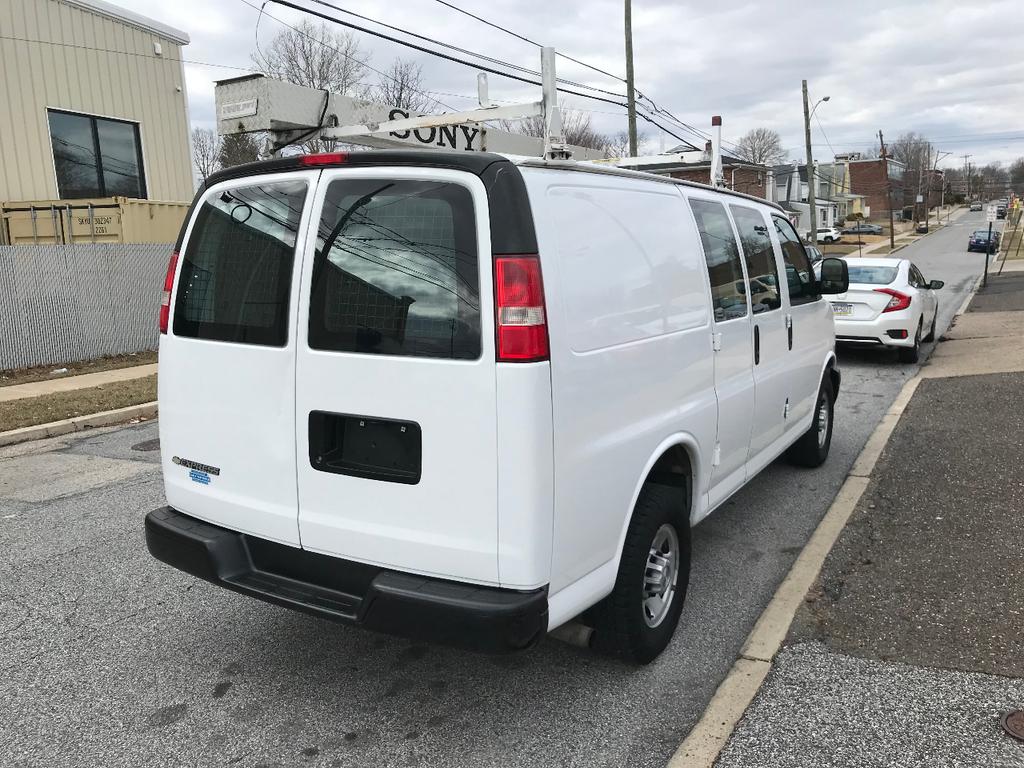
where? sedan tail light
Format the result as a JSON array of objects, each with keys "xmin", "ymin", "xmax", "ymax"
[{"xmin": 875, "ymin": 287, "xmax": 911, "ymax": 313}]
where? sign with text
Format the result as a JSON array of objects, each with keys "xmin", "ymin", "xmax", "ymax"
[{"xmin": 987, "ymin": 206, "xmax": 998, "ymax": 222}]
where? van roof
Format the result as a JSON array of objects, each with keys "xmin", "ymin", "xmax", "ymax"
[{"xmin": 201, "ymin": 149, "xmax": 782, "ymax": 212}]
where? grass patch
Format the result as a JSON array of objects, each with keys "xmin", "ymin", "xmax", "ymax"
[
  {"xmin": 0, "ymin": 350, "xmax": 157, "ymax": 388},
  {"xmin": 0, "ymin": 375, "xmax": 157, "ymax": 432}
]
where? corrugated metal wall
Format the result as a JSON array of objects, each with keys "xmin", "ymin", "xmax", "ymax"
[
  {"xmin": 0, "ymin": 243, "xmax": 169, "ymax": 370},
  {"xmin": 0, "ymin": 0, "xmax": 193, "ymax": 203}
]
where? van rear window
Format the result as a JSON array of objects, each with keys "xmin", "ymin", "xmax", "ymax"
[
  {"xmin": 173, "ymin": 181, "xmax": 307, "ymax": 346},
  {"xmin": 308, "ymin": 179, "xmax": 481, "ymax": 360}
]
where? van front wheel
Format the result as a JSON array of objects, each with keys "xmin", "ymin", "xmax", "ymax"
[{"xmin": 590, "ymin": 484, "xmax": 691, "ymax": 664}]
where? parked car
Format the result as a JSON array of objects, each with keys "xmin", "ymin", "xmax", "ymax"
[
  {"xmin": 806, "ymin": 245, "xmax": 824, "ymax": 264},
  {"xmin": 820, "ymin": 257, "xmax": 942, "ymax": 363},
  {"xmin": 841, "ymin": 222, "xmax": 883, "ymax": 236},
  {"xmin": 997, "ymin": 205, "xmax": 1007, "ymax": 219},
  {"xmin": 968, "ymin": 229, "xmax": 1001, "ymax": 252},
  {"xmin": 808, "ymin": 226, "xmax": 844, "ymax": 244},
  {"xmin": 970, "ymin": 201, "xmax": 983, "ymax": 212},
  {"xmin": 146, "ymin": 149, "xmax": 850, "ymax": 664}
]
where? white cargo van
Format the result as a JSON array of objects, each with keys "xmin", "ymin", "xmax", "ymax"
[{"xmin": 146, "ymin": 150, "xmax": 849, "ymax": 663}]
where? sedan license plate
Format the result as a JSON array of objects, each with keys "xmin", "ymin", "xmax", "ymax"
[{"xmin": 831, "ymin": 302, "xmax": 853, "ymax": 316}]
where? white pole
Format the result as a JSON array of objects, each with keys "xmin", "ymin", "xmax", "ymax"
[
  {"xmin": 541, "ymin": 47, "xmax": 566, "ymax": 159},
  {"xmin": 711, "ymin": 115, "xmax": 724, "ymax": 187}
]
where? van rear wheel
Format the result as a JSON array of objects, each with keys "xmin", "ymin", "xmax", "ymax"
[
  {"xmin": 590, "ymin": 484, "xmax": 691, "ymax": 664},
  {"xmin": 786, "ymin": 376, "xmax": 835, "ymax": 468}
]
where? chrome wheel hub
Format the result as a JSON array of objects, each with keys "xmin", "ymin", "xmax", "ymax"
[
  {"xmin": 817, "ymin": 395, "xmax": 830, "ymax": 448},
  {"xmin": 642, "ymin": 524, "xmax": 680, "ymax": 628}
]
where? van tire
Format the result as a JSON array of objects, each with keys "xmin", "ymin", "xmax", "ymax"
[
  {"xmin": 590, "ymin": 483, "xmax": 691, "ymax": 664},
  {"xmin": 786, "ymin": 375, "xmax": 835, "ymax": 468}
]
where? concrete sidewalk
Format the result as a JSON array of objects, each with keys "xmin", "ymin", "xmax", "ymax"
[
  {"xmin": 0, "ymin": 363, "xmax": 157, "ymax": 403},
  {"xmin": 714, "ymin": 271, "xmax": 1024, "ymax": 767}
]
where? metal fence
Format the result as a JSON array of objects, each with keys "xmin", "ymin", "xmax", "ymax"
[{"xmin": 0, "ymin": 243, "xmax": 171, "ymax": 371}]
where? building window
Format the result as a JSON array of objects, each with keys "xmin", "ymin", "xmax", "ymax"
[{"xmin": 47, "ymin": 109, "xmax": 147, "ymax": 199}]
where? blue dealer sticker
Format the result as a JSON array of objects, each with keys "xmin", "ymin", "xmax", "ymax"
[{"xmin": 189, "ymin": 469, "xmax": 211, "ymax": 485}]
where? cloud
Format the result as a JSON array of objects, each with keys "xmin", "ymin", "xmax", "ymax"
[{"xmin": 125, "ymin": 0, "xmax": 1023, "ymax": 167}]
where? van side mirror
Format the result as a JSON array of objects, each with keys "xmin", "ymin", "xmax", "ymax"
[
  {"xmin": 818, "ymin": 257, "xmax": 849, "ymax": 295},
  {"xmin": 929, "ymin": 279, "xmax": 944, "ymax": 290}
]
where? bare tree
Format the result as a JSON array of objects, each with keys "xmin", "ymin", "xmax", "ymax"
[
  {"xmin": 888, "ymin": 132, "xmax": 933, "ymax": 177},
  {"xmin": 373, "ymin": 58, "xmax": 435, "ymax": 113},
  {"xmin": 498, "ymin": 107, "xmax": 607, "ymax": 151},
  {"xmin": 735, "ymin": 128, "xmax": 786, "ymax": 165},
  {"xmin": 252, "ymin": 19, "xmax": 370, "ymax": 95},
  {"xmin": 191, "ymin": 127, "xmax": 221, "ymax": 183},
  {"xmin": 602, "ymin": 129, "xmax": 650, "ymax": 159},
  {"xmin": 1010, "ymin": 157, "xmax": 1024, "ymax": 194},
  {"xmin": 218, "ymin": 132, "xmax": 262, "ymax": 169},
  {"xmin": 251, "ymin": 19, "xmax": 371, "ymax": 153}
]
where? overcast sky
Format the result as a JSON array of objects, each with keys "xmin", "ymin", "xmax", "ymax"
[{"xmin": 129, "ymin": 0, "xmax": 1024, "ymax": 169}]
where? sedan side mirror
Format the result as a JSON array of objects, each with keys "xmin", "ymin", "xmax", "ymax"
[
  {"xmin": 819, "ymin": 257, "xmax": 849, "ymax": 295},
  {"xmin": 929, "ymin": 279, "xmax": 945, "ymax": 290}
]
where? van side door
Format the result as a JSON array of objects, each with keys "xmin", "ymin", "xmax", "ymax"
[
  {"xmin": 728, "ymin": 204, "xmax": 789, "ymax": 465},
  {"xmin": 685, "ymin": 194, "xmax": 754, "ymax": 507},
  {"xmin": 772, "ymin": 214, "xmax": 828, "ymax": 433}
]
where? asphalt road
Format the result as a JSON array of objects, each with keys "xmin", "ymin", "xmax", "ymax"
[{"xmin": 0, "ymin": 210, "xmax": 1001, "ymax": 768}]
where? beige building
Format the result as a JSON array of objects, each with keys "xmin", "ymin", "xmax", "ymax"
[{"xmin": 0, "ymin": 0, "xmax": 193, "ymax": 213}]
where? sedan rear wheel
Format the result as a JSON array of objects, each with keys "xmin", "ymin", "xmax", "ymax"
[{"xmin": 898, "ymin": 321, "xmax": 922, "ymax": 364}]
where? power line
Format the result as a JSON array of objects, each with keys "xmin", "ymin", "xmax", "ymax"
[
  {"xmin": 432, "ymin": 0, "xmax": 628, "ymax": 84},
  {"xmin": 258, "ymin": 0, "xmax": 703, "ymax": 148},
  {"xmin": 243, "ymin": 0, "xmax": 461, "ymax": 111},
  {"xmin": 300, "ymin": 0, "xmax": 633, "ymax": 101}
]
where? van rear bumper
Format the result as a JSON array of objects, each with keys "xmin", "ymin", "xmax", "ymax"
[{"xmin": 145, "ymin": 506, "xmax": 548, "ymax": 654}]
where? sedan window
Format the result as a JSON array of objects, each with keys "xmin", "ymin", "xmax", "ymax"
[{"xmin": 846, "ymin": 265, "xmax": 899, "ymax": 285}]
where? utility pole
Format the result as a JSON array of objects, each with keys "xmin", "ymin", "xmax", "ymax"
[
  {"xmin": 962, "ymin": 154, "xmax": 972, "ymax": 202},
  {"xmin": 624, "ymin": 0, "xmax": 638, "ymax": 157},
  {"xmin": 880, "ymin": 130, "xmax": 895, "ymax": 251},
  {"xmin": 802, "ymin": 80, "xmax": 816, "ymax": 243}
]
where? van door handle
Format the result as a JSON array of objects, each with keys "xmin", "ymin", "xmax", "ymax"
[
  {"xmin": 753, "ymin": 325, "xmax": 760, "ymax": 365},
  {"xmin": 786, "ymin": 314, "xmax": 793, "ymax": 350}
]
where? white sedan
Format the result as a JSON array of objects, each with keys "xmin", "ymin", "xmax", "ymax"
[{"xmin": 822, "ymin": 257, "xmax": 943, "ymax": 363}]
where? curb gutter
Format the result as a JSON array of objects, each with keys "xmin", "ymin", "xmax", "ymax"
[{"xmin": 0, "ymin": 402, "xmax": 158, "ymax": 448}]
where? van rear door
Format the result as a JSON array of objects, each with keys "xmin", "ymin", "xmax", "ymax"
[
  {"xmin": 160, "ymin": 173, "xmax": 312, "ymax": 545},
  {"xmin": 293, "ymin": 168, "xmax": 500, "ymax": 585}
]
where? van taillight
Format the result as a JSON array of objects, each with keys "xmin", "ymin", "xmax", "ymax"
[
  {"xmin": 494, "ymin": 255, "xmax": 549, "ymax": 362},
  {"xmin": 159, "ymin": 251, "xmax": 179, "ymax": 334},
  {"xmin": 300, "ymin": 152, "xmax": 349, "ymax": 166}
]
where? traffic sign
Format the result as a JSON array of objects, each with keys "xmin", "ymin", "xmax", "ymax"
[{"xmin": 987, "ymin": 206, "xmax": 998, "ymax": 222}]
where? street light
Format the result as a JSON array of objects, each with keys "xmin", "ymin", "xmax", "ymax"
[{"xmin": 802, "ymin": 82, "xmax": 830, "ymax": 245}]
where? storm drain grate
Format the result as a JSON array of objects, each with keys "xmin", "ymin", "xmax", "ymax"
[{"xmin": 1001, "ymin": 710, "xmax": 1024, "ymax": 742}]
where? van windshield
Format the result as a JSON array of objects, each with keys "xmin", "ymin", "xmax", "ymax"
[{"xmin": 308, "ymin": 179, "xmax": 481, "ymax": 360}]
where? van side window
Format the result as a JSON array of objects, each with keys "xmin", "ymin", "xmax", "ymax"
[
  {"xmin": 688, "ymin": 198, "xmax": 747, "ymax": 321},
  {"xmin": 308, "ymin": 179, "xmax": 481, "ymax": 360},
  {"xmin": 773, "ymin": 216, "xmax": 820, "ymax": 305},
  {"xmin": 730, "ymin": 206, "xmax": 781, "ymax": 313},
  {"xmin": 173, "ymin": 180, "xmax": 307, "ymax": 346}
]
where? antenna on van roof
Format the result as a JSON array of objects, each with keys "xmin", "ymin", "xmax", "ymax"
[{"xmin": 212, "ymin": 48, "xmax": 594, "ymax": 161}]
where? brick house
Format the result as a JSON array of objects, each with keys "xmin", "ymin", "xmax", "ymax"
[
  {"xmin": 607, "ymin": 143, "xmax": 770, "ymax": 200},
  {"xmin": 847, "ymin": 157, "xmax": 906, "ymax": 219}
]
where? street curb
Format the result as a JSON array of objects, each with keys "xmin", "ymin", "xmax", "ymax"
[
  {"xmin": 668, "ymin": 373, "xmax": 923, "ymax": 768},
  {"xmin": 0, "ymin": 402, "xmax": 158, "ymax": 448}
]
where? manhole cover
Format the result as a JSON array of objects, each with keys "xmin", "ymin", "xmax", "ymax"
[
  {"xmin": 131, "ymin": 438, "xmax": 160, "ymax": 452},
  {"xmin": 1002, "ymin": 710, "xmax": 1024, "ymax": 742}
]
